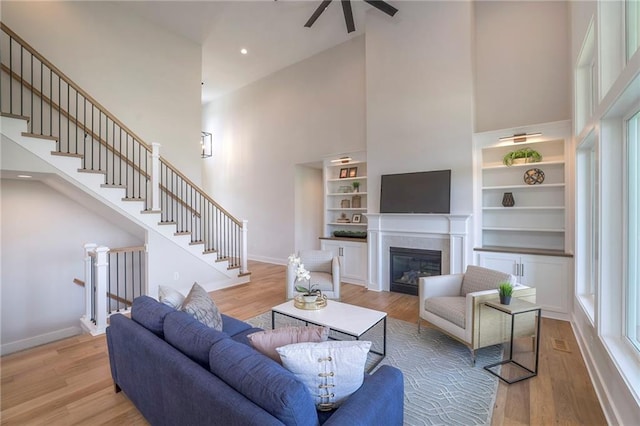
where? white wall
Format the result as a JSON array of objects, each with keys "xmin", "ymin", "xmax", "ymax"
[
  {"xmin": 366, "ymin": 1, "xmax": 475, "ymax": 215},
  {"xmin": 202, "ymin": 36, "xmax": 366, "ymax": 263},
  {"xmin": 1, "ymin": 1, "xmax": 203, "ymax": 184},
  {"xmin": 0, "ymin": 178, "xmax": 144, "ymax": 354},
  {"xmin": 474, "ymin": 1, "xmax": 571, "ymax": 132}
]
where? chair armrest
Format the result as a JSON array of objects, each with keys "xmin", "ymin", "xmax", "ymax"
[{"xmin": 323, "ymin": 365, "xmax": 404, "ymax": 426}]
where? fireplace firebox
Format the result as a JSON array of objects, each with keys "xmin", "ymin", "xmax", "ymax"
[{"xmin": 389, "ymin": 247, "xmax": 442, "ymax": 295}]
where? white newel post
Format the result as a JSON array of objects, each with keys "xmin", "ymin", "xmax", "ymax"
[
  {"xmin": 241, "ymin": 220, "xmax": 248, "ymax": 274},
  {"xmin": 83, "ymin": 243, "xmax": 97, "ymax": 323},
  {"xmin": 93, "ymin": 246, "xmax": 110, "ymax": 335},
  {"xmin": 150, "ymin": 142, "xmax": 161, "ymax": 211}
]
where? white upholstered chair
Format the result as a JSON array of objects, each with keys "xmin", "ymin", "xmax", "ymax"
[
  {"xmin": 287, "ymin": 250, "xmax": 341, "ymax": 300},
  {"xmin": 418, "ymin": 265, "xmax": 536, "ymax": 363}
]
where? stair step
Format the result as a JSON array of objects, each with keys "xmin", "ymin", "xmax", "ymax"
[
  {"xmin": 78, "ymin": 168, "xmax": 107, "ymax": 175},
  {"xmin": 203, "ymin": 249, "xmax": 218, "ymax": 255},
  {"xmin": 121, "ymin": 197, "xmax": 145, "ymax": 202},
  {"xmin": 52, "ymin": 151, "xmax": 83, "ymax": 158},
  {"xmin": 158, "ymin": 221, "xmax": 176, "ymax": 226},
  {"xmin": 101, "ymin": 184, "xmax": 126, "ymax": 188},
  {"xmin": 22, "ymin": 132, "xmax": 58, "ymax": 141},
  {"xmin": 238, "ymin": 271, "xmax": 252, "ymax": 278},
  {"xmin": 174, "ymin": 231, "xmax": 191, "ymax": 236},
  {"xmin": 141, "ymin": 210, "xmax": 162, "ymax": 214},
  {"xmin": 1, "ymin": 112, "xmax": 29, "ymax": 121},
  {"xmin": 189, "ymin": 241, "xmax": 205, "ymax": 246}
]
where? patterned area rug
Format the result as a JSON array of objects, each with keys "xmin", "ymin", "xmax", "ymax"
[{"xmin": 247, "ymin": 311, "xmax": 501, "ymax": 426}]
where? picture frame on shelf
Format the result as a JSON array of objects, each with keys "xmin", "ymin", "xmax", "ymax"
[
  {"xmin": 348, "ymin": 167, "xmax": 358, "ymax": 178},
  {"xmin": 352, "ymin": 213, "xmax": 362, "ymax": 223},
  {"xmin": 339, "ymin": 168, "xmax": 348, "ymax": 178}
]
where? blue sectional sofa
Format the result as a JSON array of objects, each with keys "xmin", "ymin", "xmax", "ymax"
[{"xmin": 106, "ymin": 296, "xmax": 404, "ymax": 425}]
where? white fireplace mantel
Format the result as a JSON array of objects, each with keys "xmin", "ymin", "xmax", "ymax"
[{"xmin": 366, "ymin": 213, "xmax": 472, "ymax": 292}]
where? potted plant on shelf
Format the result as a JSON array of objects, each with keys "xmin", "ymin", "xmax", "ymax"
[
  {"xmin": 352, "ymin": 181, "xmax": 360, "ymax": 192},
  {"xmin": 498, "ymin": 282, "xmax": 514, "ymax": 305},
  {"xmin": 288, "ymin": 254, "xmax": 321, "ymax": 302},
  {"xmin": 502, "ymin": 147, "xmax": 542, "ymax": 166}
]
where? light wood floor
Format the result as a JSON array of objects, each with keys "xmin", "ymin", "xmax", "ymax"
[{"xmin": 1, "ymin": 261, "xmax": 607, "ymax": 425}]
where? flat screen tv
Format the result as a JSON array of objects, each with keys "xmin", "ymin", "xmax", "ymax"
[{"xmin": 380, "ymin": 170, "xmax": 451, "ymax": 214}]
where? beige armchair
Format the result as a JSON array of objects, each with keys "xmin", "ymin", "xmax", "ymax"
[
  {"xmin": 287, "ymin": 250, "xmax": 341, "ymax": 300},
  {"xmin": 418, "ymin": 265, "xmax": 536, "ymax": 363}
]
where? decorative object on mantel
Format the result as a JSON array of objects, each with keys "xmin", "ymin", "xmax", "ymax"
[
  {"xmin": 352, "ymin": 214, "xmax": 362, "ymax": 223},
  {"xmin": 523, "ymin": 168, "xmax": 545, "ymax": 185},
  {"xmin": 503, "ymin": 148, "xmax": 542, "ymax": 166},
  {"xmin": 502, "ymin": 192, "xmax": 515, "ymax": 207},
  {"xmin": 498, "ymin": 282, "xmax": 514, "ymax": 305},
  {"xmin": 340, "ymin": 199, "xmax": 351, "ymax": 209},
  {"xmin": 332, "ymin": 230, "xmax": 367, "ymax": 239},
  {"xmin": 351, "ymin": 194, "xmax": 362, "ymax": 208},
  {"xmin": 352, "ymin": 181, "xmax": 360, "ymax": 192}
]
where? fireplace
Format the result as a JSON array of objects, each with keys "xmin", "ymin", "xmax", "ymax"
[{"xmin": 389, "ymin": 247, "xmax": 442, "ymax": 295}]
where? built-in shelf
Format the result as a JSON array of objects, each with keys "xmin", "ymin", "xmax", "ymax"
[
  {"xmin": 328, "ymin": 222, "xmax": 367, "ymax": 226},
  {"xmin": 327, "ymin": 176, "xmax": 368, "ymax": 183},
  {"xmin": 483, "ymin": 183, "xmax": 565, "ymax": 190},
  {"xmin": 328, "ymin": 208, "xmax": 367, "ymax": 211},
  {"xmin": 482, "ymin": 206, "xmax": 565, "ymax": 210},
  {"xmin": 328, "ymin": 192, "xmax": 368, "ymax": 196},
  {"xmin": 483, "ymin": 227, "xmax": 565, "ymax": 233},
  {"xmin": 482, "ymin": 160, "xmax": 565, "ymax": 170}
]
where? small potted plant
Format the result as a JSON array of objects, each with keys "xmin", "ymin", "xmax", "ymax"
[
  {"xmin": 503, "ymin": 148, "xmax": 542, "ymax": 166},
  {"xmin": 352, "ymin": 181, "xmax": 360, "ymax": 192},
  {"xmin": 288, "ymin": 254, "xmax": 321, "ymax": 302},
  {"xmin": 498, "ymin": 282, "xmax": 514, "ymax": 305}
]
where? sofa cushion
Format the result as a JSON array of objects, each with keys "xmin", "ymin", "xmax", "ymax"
[
  {"xmin": 209, "ymin": 337, "xmax": 317, "ymax": 425},
  {"xmin": 181, "ymin": 282, "xmax": 223, "ymax": 330},
  {"xmin": 247, "ymin": 326, "xmax": 329, "ymax": 363},
  {"xmin": 276, "ymin": 341, "xmax": 371, "ymax": 411},
  {"xmin": 425, "ymin": 296, "xmax": 466, "ymax": 329},
  {"xmin": 231, "ymin": 327, "xmax": 264, "ymax": 346},
  {"xmin": 221, "ymin": 314, "xmax": 252, "ymax": 337},
  {"xmin": 459, "ymin": 265, "xmax": 515, "ymax": 296},
  {"xmin": 131, "ymin": 295, "xmax": 175, "ymax": 337},
  {"xmin": 299, "ymin": 250, "xmax": 333, "ymax": 274},
  {"xmin": 164, "ymin": 310, "xmax": 228, "ymax": 369}
]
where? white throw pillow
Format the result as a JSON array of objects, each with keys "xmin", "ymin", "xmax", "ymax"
[
  {"xmin": 158, "ymin": 285, "xmax": 185, "ymax": 309},
  {"xmin": 276, "ymin": 340, "xmax": 371, "ymax": 410},
  {"xmin": 180, "ymin": 282, "xmax": 223, "ymax": 331}
]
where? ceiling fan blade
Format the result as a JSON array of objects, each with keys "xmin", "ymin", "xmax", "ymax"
[
  {"xmin": 364, "ymin": 0, "xmax": 398, "ymax": 17},
  {"xmin": 341, "ymin": 0, "xmax": 356, "ymax": 33},
  {"xmin": 305, "ymin": 0, "xmax": 333, "ymax": 28}
]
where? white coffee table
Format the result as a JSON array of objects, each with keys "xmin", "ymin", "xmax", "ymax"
[{"xmin": 271, "ymin": 300, "xmax": 387, "ymax": 371}]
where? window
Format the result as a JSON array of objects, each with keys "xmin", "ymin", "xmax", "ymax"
[
  {"xmin": 576, "ymin": 133, "xmax": 599, "ymax": 320},
  {"xmin": 627, "ymin": 109, "xmax": 640, "ymax": 351},
  {"xmin": 627, "ymin": 0, "xmax": 640, "ymax": 61}
]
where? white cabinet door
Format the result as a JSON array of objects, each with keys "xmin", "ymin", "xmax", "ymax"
[
  {"xmin": 520, "ymin": 255, "xmax": 571, "ymax": 316},
  {"xmin": 321, "ymin": 239, "xmax": 367, "ymax": 285},
  {"xmin": 477, "ymin": 251, "xmax": 572, "ymax": 318},
  {"xmin": 477, "ymin": 252, "xmax": 519, "ymax": 276}
]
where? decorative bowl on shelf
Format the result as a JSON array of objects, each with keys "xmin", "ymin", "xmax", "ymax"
[{"xmin": 333, "ymin": 230, "xmax": 367, "ymax": 238}]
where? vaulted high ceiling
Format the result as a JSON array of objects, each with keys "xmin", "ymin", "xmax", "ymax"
[{"xmin": 120, "ymin": 0, "xmax": 397, "ymax": 103}]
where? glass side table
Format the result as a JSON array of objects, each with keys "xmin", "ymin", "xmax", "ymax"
[{"xmin": 483, "ymin": 298, "xmax": 541, "ymax": 384}]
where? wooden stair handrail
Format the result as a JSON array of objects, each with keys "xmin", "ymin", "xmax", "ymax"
[
  {"xmin": 72, "ymin": 278, "xmax": 133, "ymax": 307},
  {"xmin": 1, "ymin": 63, "xmax": 151, "ymax": 179},
  {"xmin": 2, "ymin": 23, "xmax": 245, "ymax": 230},
  {"xmin": 1, "ymin": 23, "xmax": 149, "ymax": 150},
  {"xmin": 160, "ymin": 158, "xmax": 242, "ymax": 227}
]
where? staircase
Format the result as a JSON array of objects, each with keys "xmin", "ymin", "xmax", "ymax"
[{"xmin": 0, "ymin": 24, "xmax": 250, "ymax": 299}]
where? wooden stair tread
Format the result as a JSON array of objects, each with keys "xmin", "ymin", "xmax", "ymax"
[
  {"xmin": 51, "ymin": 151, "xmax": 83, "ymax": 158},
  {"xmin": 1, "ymin": 112, "xmax": 29, "ymax": 121},
  {"xmin": 121, "ymin": 197, "xmax": 145, "ymax": 202},
  {"xmin": 141, "ymin": 210, "xmax": 161, "ymax": 214},
  {"xmin": 101, "ymin": 184, "xmax": 126, "ymax": 188},
  {"xmin": 174, "ymin": 231, "xmax": 191, "ymax": 236},
  {"xmin": 21, "ymin": 132, "xmax": 58, "ymax": 141},
  {"xmin": 77, "ymin": 168, "xmax": 106, "ymax": 175}
]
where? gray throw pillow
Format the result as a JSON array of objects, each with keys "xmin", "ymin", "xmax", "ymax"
[{"xmin": 181, "ymin": 282, "xmax": 223, "ymax": 331}]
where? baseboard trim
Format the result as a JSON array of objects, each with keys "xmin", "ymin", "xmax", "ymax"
[{"xmin": 1, "ymin": 326, "xmax": 82, "ymax": 356}]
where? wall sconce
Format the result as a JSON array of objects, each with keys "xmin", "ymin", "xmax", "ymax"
[
  {"xmin": 498, "ymin": 132, "xmax": 542, "ymax": 143},
  {"xmin": 201, "ymin": 131, "xmax": 212, "ymax": 158}
]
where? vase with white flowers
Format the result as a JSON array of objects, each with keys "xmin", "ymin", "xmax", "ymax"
[{"xmin": 288, "ymin": 254, "xmax": 321, "ymax": 302}]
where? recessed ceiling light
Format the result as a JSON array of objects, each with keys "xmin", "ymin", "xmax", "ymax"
[
  {"xmin": 17, "ymin": 174, "xmax": 32, "ymax": 178},
  {"xmin": 240, "ymin": 48, "xmax": 248, "ymax": 55}
]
